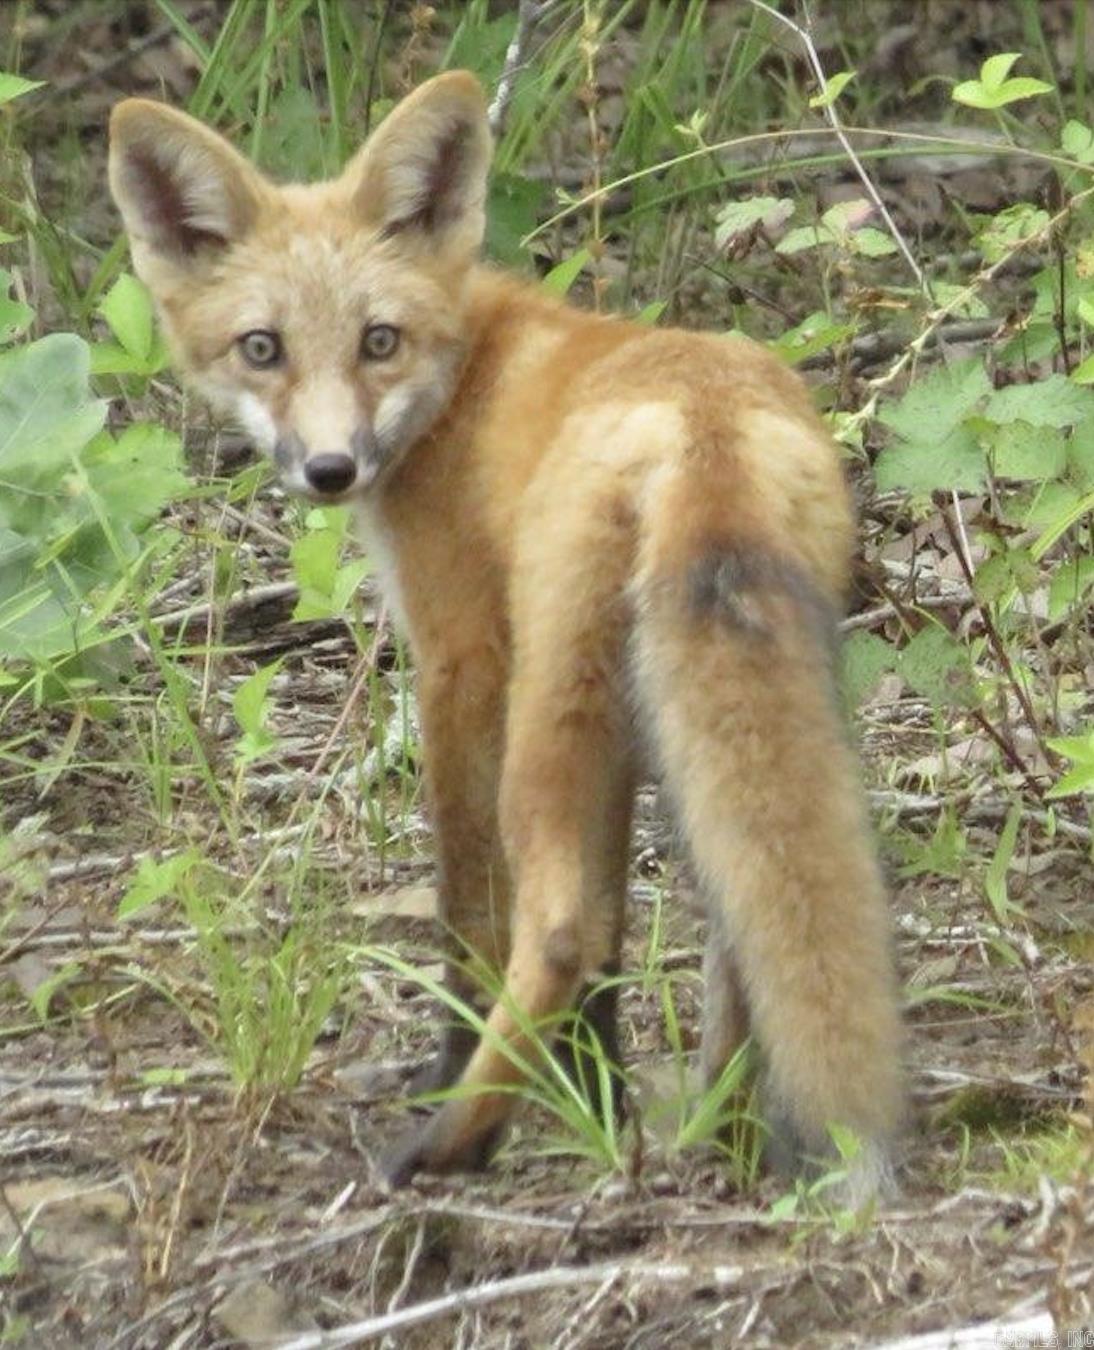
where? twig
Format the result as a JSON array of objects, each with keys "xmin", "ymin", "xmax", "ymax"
[
  {"xmin": 940, "ymin": 503, "xmax": 1055, "ymax": 776},
  {"xmin": 872, "ymin": 1308, "xmax": 1058, "ymax": 1350},
  {"xmin": 749, "ymin": 0, "xmax": 928, "ymax": 300},
  {"xmin": 276, "ymin": 1259, "xmax": 743, "ymax": 1349},
  {"xmin": 488, "ymin": 0, "xmax": 553, "ymax": 137},
  {"xmin": 839, "ymin": 590, "xmax": 975, "ymax": 633}
]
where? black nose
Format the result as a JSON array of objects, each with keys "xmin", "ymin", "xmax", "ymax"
[{"xmin": 304, "ymin": 453, "xmax": 357, "ymax": 494}]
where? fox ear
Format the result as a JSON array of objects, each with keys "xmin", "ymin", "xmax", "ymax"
[
  {"xmin": 345, "ymin": 71, "xmax": 492, "ymax": 258},
  {"xmin": 109, "ymin": 100, "xmax": 265, "ymax": 266}
]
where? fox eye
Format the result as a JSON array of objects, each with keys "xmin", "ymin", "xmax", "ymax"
[
  {"xmin": 361, "ymin": 324, "xmax": 400, "ymax": 361},
  {"xmin": 238, "ymin": 330, "xmax": 283, "ymax": 369}
]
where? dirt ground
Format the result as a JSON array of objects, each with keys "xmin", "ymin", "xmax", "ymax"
[{"xmin": 3, "ymin": 3, "xmax": 1094, "ymax": 1347}]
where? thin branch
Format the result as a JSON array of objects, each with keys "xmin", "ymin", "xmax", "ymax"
[
  {"xmin": 277, "ymin": 1259, "xmax": 743, "ymax": 1349},
  {"xmin": 488, "ymin": 0, "xmax": 553, "ymax": 137},
  {"xmin": 749, "ymin": 0, "xmax": 929, "ymax": 300}
]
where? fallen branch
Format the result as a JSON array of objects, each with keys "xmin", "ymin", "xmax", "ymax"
[{"xmin": 277, "ymin": 1258, "xmax": 743, "ymax": 1349}]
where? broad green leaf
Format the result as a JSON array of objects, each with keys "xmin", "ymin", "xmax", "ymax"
[
  {"xmin": 775, "ymin": 224, "xmax": 834, "ymax": 255},
  {"xmin": 1045, "ymin": 727, "xmax": 1094, "ymax": 797},
  {"xmin": 1070, "ymin": 351, "xmax": 1094, "ymax": 384},
  {"xmin": 932, "ymin": 281, "xmax": 989, "ymax": 320},
  {"xmin": 839, "ymin": 630, "xmax": 897, "ymax": 709},
  {"xmin": 714, "ymin": 196, "xmax": 793, "ymax": 247},
  {"xmin": 878, "ymin": 358, "xmax": 990, "ymax": 442},
  {"xmin": 953, "ymin": 54, "xmax": 1053, "ymax": 109},
  {"xmin": 809, "ymin": 69, "xmax": 855, "ymax": 109},
  {"xmin": 850, "ymin": 227, "xmax": 897, "ymax": 258},
  {"xmin": 0, "ymin": 73, "xmax": 44, "ymax": 104},
  {"xmin": 985, "ymin": 421, "xmax": 1067, "ymax": 480},
  {"xmin": 98, "ymin": 273, "xmax": 156, "ymax": 362},
  {"xmin": 874, "ymin": 425, "xmax": 985, "ymax": 495},
  {"xmin": 985, "ymin": 375, "xmax": 1093, "ymax": 428},
  {"xmin": 984, "ymin": 802, "xmax": 1021, "ymax": 923},
  {"xmin": 1047, "ymin": 557, "xmax": 1094, "ymax": 620},
  {"xmin": 1062, "ymin": 119, "xmax": 1094, "ymax": 164},
  {"xmin": 0, "ymin": 334, "xmax": 106, "ymax": 478},
  {"xmin": 821, "ymin": 199, "xmax": 874, "ymax": 235},
  {"xmin": 768, "ymin": 312, "xmax": 855, "ymax": 365},
  {"xmin": 981, "ymin": 53, "xmax": 1021, "ymax": 89},
  {"xmin": 487, "ymin": 172, "xmax": 544, "ymax": 268},
  {"xmin": 975, "ymin": 203, "xmax": 1049, "ymax": 264},
  {"xmin": 118, "ymin": 849, "xmax": 202, "ymax": 918},
  {"xmin": 898, "ymin": 625, "xmax": 978, "ymax": 709}
]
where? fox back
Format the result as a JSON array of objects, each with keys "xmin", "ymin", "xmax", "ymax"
[{"xmin": 110, "ymin": 71, "xmax": 904, "ymax": 1203}]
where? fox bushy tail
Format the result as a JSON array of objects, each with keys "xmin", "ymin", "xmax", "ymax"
[{"xmin": 633, "ymin": 476, "xmax": 904, "ymax": 1195}]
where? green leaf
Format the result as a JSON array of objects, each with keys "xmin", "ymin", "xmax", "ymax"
[
  {"xmin": 985, "ymin": 421, "xmax": 1067, "ymax": 480},
  {"xmin": 985, "ymin": 375, "xmax": 1093, "ymax": 428},
  {"xmin": 879, "ymin": 358, "xmax": 990, "ymax": 442},
  {"xmin": 809, "ymin": 69, "xmax": 855, "ymax": 109},
  {"xmin": 714, "ymin": 196, "xmax": 793, "ymax": 248},
  {"xmin": 1070, "ymin": 351, "xmax": 1094, "ymax": 384},
  {"xmin": 486, "ymin": 172, "xmax": 544, "ymax": 268},
  {"xmin": 98, "ymin": 273, "xmax": 156, "ymax": 362},
  {"xmin": 775, "ymin": 224, "xmax": 835, "ymax": 255},
  {"xmin": 839, "ymin": 630, "xmax": 897, "ymax": 710},
  {"xmin": 898, "ymin": 625, "xmax": 978, "ymax": 709},
  {"xmin": 634, "ymin": 300, "xmax": 666, "ymax": 326},
  {"xmin": 768, "ymin": 311, "xmax": 855, "ymax": 365},
  {"xmin": 1062, "ymin": 119, "xmax": 1094, "ymax": 164},
  {"xmin": 975, "ymin": 203, "xmax": 1049, "ymax": 263},
  {"xmin": 29, "ymin": 960, "xmax": 81, "ymax": 1021},
  {"xmin": 1047, "ymin": 557, "xmax": 1094, "ymax": 620},
  {"xmin": 0, "ymin": 72, "xmax": 45, "ymax": 104},
  {"xmin": 233, "ymin": 659, "xmax": 283, "ymax": 739},
  {"xmin": 1045, "ymin": 727, "xmax": 1094, "ymax": 797},
  {"xmin": 874, "ymin": 425, "xmax": 985, "ymax": 495},
  {"xmin": 953, "ymin": 54, "xmax": 1053, "ymax": 109},
  {"xmin": 0, "ymin": 268, "xmax": 33, "ymax": 342},
  {"xmin": 931, "ymin": 281, "xmax": 989, "ymax": 320},
  {"xmin": 0, "ymin": 333, "xmax": 105, "ymax": 478},
  {"xmin": 118, "ymin": 849, "xmax": 202, "ymax": 918},
  {"xmin": 980, "ymin": 52, "xmax": 1022, "ymax": 90},
  {"xmin": 984, "ymin": 802, "xmax": 1022, "ymax": 922},
  {"xmin": 542, "ymin": 249, "xmax": 591, "ymax": 297},
  {"xmin": 850, "ymin": 227, "xmax": 897, "ymax": 258}
]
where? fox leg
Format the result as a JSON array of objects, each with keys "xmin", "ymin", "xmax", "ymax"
[
  {"xmin": 409, "ymin": 645, "xmax": 511, "ymax": 1092},
  {"xmin": 382, "ymin": 496, "xmax": 634, "ymax": 1184},
  {"xmin": 634, "ymin": 495, "xmax": 904, "ymax": 1201}
]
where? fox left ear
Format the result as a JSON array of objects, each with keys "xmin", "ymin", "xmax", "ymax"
[{"xmin": 345, "ymin": 71, "xmax": 492, "ymax": 259}]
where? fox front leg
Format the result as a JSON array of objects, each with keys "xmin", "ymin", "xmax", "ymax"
[{"xmin": 407, "ymin": 643, "xmax": 512, "ymax": 1096}]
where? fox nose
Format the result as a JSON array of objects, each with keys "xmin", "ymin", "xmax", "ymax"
[{"xmin": 304, "ymin": 453, "xmax": 357, "ymax": 494}]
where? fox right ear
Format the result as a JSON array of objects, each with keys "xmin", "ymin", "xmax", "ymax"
[{"xmin": 109, "ymin": 101, "xmax": 266, "ymax": 265}]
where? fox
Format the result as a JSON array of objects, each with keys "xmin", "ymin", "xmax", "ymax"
[{"xmin": 108, "ymin": 70, "xmax": 904, "ymax": 1201}]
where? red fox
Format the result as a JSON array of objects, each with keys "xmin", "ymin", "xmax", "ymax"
[{"xmin": 109, "ymin": 71, "xmax": 904, "ymax": 1200}]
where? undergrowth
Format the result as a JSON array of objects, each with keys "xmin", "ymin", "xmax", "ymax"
[{"xmin": 0, "ymin": 0, "xmax": 1091, "ymax": 1209}]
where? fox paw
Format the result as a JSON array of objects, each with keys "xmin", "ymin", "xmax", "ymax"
[{"xmin": 379, "ymin": 1107, "xmax": 502, "ymax": 1188}]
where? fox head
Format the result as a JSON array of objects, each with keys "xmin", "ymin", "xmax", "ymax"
[{"xmin": 109, "ymin": 73, "xmax": 492, "ymax": 500}]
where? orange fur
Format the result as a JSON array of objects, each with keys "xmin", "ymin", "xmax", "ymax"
[{"xmin": 109, "ymin": 72, "xmax": 904, "ymax": 1201}]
